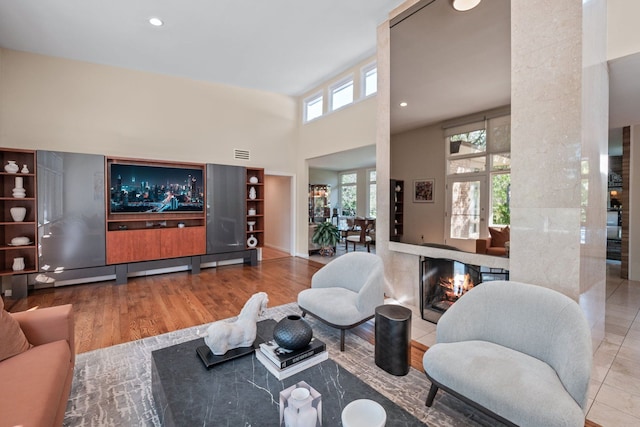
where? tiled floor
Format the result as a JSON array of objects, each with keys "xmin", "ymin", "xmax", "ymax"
[{"xmin": 584, "ymin": 261, "xmax": 640, "ymax": 426}]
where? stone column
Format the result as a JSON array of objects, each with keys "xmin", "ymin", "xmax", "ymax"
[{"xmin": 510, "ymin": 0, "xmax": 607, "ymax": 344}]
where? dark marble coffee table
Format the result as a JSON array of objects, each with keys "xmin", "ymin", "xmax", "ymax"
[{"xmin": 151, "ymin": 321, "xmax": 426, "ymax": 426}]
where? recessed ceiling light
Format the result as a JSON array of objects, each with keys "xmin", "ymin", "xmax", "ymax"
[
  {"xmin": 400, "ymin": 102, "xmax": 408, "ymax": 107},
  {"xmin": 149, "ymin": 17, "xmax": 164, "ymax": 27},
  {"xmin": 452, "ymin": 0, "xmax": 481, "ymax": 12}
]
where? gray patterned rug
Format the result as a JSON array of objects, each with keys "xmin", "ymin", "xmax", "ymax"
[{"xmin": 63, "ymin": 303, "xmax": 499, "ymax": 426}]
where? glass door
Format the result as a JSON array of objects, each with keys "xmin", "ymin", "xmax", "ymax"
[{"xmin": 445, "ymin": 176, "xmax": 487, "ymax": 251}]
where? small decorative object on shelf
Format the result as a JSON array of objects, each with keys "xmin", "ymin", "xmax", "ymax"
[
  {"xmin": 10, "ymin": 207, "xmax": 27, "ymax": 222},
  {"xmin": 249, "ymin": 176, "xmax": 259, "ymax": 184},
  {"xmin": 273, "ymin": 315, "xmax": 313, "ymax": 351},
  {"xmin": 12, "ymin": 257, "xmax": 25, "ymax": 271},
  {"xmin": 177, "ymin": 222, "xmax": 185, "ymax": 228},
  {"xmin": 247, "ymin": 234, "xmax": 258, "ymax": 248},
  {"xmin": 201, "ymin": 292, "xmax": 268, "ymax": 355},
  {"xmin": 21, "ymin": 164, "xmax": 29, "ymax": 174},
  {"xmin": 249, "ymin": 186, "xmax": 257, "ymax": 200},
  {"xmin": 13, "ymin": 176, "xmax": 26, "ymax": 198},
  {"xmin": 4, "ymin": 160, "xmax": 19, "ymax": 174},
  {"xmin": 10, "ymin": 236, "xmax": 31, "ymax": 246},
  {"xmin": 247, "ymin": 221, "xmax": 256, "ymax": 231},
  {"xmin": 248, "ymin": 208, "xmax": 257, "ymax": 216}
]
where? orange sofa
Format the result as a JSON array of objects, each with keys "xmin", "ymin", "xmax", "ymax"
[
  {"xmin": 0, "ymin": 304, "xmax": 75, "ymax": 427},
  {"xmin": 475, "ymin": 226, "xmax": 510, "ymax": 256}
]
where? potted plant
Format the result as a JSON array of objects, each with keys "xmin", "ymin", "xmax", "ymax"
[{"xmin": 311, "ymin": 221, "xmax": 340, "ymax": 256}]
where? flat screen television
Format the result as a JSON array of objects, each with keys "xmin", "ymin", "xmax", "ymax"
[{"xmin": 109, "ymin": 163, "xmax": 204, "ymax": 214}]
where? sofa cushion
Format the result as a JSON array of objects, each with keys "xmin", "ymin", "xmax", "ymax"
[
  {"xmin": 424, "ymin": 340, "xmax": 585, "ymax": 427},
  {"xmin": 299, "ymin": 287, "xmax": 362, "ymax": 325},
  {"xmin": 0, "ymin": 340, "xmax": 71, "ymax": 427},
  {"xmin": 488, "ymin": 226, "xmax": 510, "ymax": 248},
  {"xmin": 0, "ymin": 298, "xmax": 31, "ymax": 362}
]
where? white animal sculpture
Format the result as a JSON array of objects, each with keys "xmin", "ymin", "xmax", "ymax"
[{"xmin": 203, "ymin": 292, "xmax": 269, "ymax": 355}]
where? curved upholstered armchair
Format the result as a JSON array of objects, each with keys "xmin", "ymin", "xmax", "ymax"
[
  {"xmin": 423, "ymin": 281, "xmax": 592, "ymax": 427},
  {"xmin": 298, "ymin": 252, "xmax": 385, "ymax": 351}
]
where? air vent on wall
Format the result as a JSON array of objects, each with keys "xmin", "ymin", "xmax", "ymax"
[{"xmin": 234, "ymin": 149, "xmax": 250, "ymax": 161}]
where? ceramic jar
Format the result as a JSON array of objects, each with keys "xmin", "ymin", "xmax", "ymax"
[
  {"xmin": 4, "ymin": 161, "xmax": 19, "ymax": 174},
  {"xmin": 249, "ymin": 176, "xmax": 259, "ymax": 184},
  {"xmin": 21, "ymin": 164, "xmax": 29, "ymax": 174},
  {"xmin": 10, "ymin": 207, "xmax": 27, "ymax": 222},
  {"xmin": 247, "ymin": 234, "xmax": 258, "ymax": 248},
  {"xmin": 12, "ymin": 257, "xmax": 25, "ymax": 271},
  {"xmin": 248, "ymin": 208, "xmax": 257, "ymax": 216},
  {"xmin": 273, "ymin": 315, "xmax": 313, "ymax": 350},
  {"xmin": 249, "ymin": 187, "xmax": 257, "ymax": 200},
  {"xmin": 13, "ymin": 176, "xmax": 26, "ymax": 198}
]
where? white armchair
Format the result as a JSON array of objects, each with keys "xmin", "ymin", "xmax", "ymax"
[
  {"xmin": 423, "ymin": 281, "xmax": 592, "ymax": 427},
  {"xmin": 297, "ymin": 252, "xmax": 385, "ymax": 351}
]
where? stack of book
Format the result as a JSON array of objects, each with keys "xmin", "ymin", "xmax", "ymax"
[{"xmin": 255, "ymin": 337, "xmax": 328, "ymax": 380}]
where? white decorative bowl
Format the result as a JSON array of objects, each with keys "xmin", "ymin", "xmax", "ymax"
[
  {"xmin": 11, "ymin": 236, "xmax": 31, "ymax": 246},
  {"xmin": 341, "ymin": 399, "xmax": 386, "ymax": 427},
  {"xmin": 10, "ymin": 207, "xmax": 27, "ymax": 222}
]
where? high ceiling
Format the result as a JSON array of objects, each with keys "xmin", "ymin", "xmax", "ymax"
[
  {"xmin": 390, "ymin": 0, "xmax": 511, "ymax": 134},
  {"xmin": 1, "ymin": 0, "xmax": 638, "ymax": 157},
  {"xmin": 0, "ymin": 0, "xmax": 404, "ymax": 96}
]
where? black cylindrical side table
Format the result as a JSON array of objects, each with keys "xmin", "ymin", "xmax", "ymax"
[{"xmin": 374, "ymin": 304, "xmax": 411, "ymax": 376}]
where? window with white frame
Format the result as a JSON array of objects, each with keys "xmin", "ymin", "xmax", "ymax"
[
  {"xmin": 339, "ymin": 172, "xmax": 357, "ymax": 216},
  {"xmin": 304, "ymin": 93, "xmax": 323, "ymax": 122},
  {"xmin": 367, "ymin": 169, "xmax": 377, "ymax": 218},
  {"xmin": 362, "ymin": 63, "xmax": 377, "ymax": 97},
  {"xmin": 445, "ymin": 115, "xmax": 511, "ymax": 241},
  {"xmin": 329, "ymin": 76, "xmax": 354, "ymax": 111}
]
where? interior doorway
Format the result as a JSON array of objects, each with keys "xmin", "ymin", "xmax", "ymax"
[{"xmin": 264, "ymin": 174, "xmax": 294, "ymax": 256}]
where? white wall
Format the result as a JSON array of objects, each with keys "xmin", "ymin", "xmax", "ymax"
[
  {"xmin": 607, "ymin": 0, "xmax": 640, "ymax": 61},
  {"xmin": 391, "ymin": 122, "xmax": 446, "ymax": 245},
  {"xmin": 630, "ymin": 125, "xmax": 640, "ymax": 280},
  {"xmin": 0, "ymin": 49, "xmax": 297, "ymax": 172},
  {"xmin": 264, "ymin": 175, "xmax": 293, "ymax": 254},
  {"xmin": 295, "ymin": 57, "xmax": 379, "ymax": 255}
]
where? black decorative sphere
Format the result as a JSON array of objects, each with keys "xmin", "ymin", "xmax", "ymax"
[{"xmin": 273, "ymin": 315, "xmax": 313, "ymax": 350}]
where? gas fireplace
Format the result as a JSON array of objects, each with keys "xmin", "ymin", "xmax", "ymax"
[{"xmin": 420, "ymin": 257, "xmax": 509, "ymax": 323}]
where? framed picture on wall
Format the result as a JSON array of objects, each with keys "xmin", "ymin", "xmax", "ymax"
[{"xmin": 413, "ymin": 179, "xmax": 435, "ymax": 203}]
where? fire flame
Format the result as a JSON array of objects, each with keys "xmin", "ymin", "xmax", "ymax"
[{"xmin": 440, "ymin": 274, "xmax": 474, "ymax": 298}]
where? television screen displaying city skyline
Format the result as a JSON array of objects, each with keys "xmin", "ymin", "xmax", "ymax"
[{"xmin": 109, "ymin": 163, "xmax": 204, "ymax": 214}]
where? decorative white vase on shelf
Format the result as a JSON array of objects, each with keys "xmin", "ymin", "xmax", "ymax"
[
  {"xmin": 13, "ymin": 176, "xmax": 26, "ymax": 198},
  {"xmin": 4, "ymin": 160, "xmax": 19, "ymax": 174},
  {"xmin": 249, "ymin": 187, "xmax": 257, "ymax": 200},
  {"xmin": 10, "ymin": 207, "xmax": 27, "ymax": 222},
  {"xmin": 249, "ymin": 176, "xmax": 259, "ymax": 184},
  {"xmin": 248, "ymin": 208, "xmax": 257, "ymax": 216},
  {"xmin": 12, "ymin": 257, "xmax": 25, "ymax": 271},
  {"xmin": 247, "ymin": 234, "xmax": 258, "ymax": 248},
  {"xmin": 21, "ymin": 164, "xmax": 29, "ymax": 174},
  {"xmin": 247, "ymin": 221, "xmax": 256, "ymax": 232}
]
